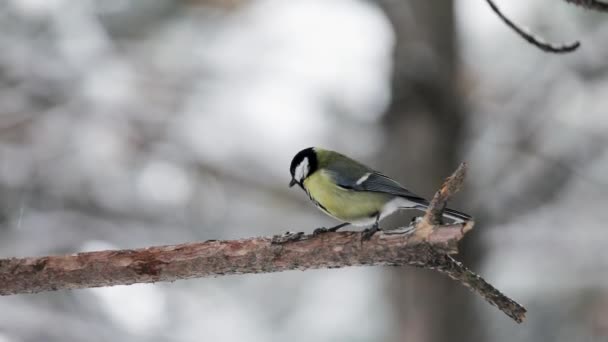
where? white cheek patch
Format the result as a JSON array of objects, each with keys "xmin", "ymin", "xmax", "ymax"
[{"xmin": 294, "ymin": 157, "xmax": 310, "ymax": 182}]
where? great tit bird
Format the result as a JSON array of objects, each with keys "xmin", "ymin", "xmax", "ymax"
[{"xmin": 289, "ymin": 147, "xmax": 471, "ymax": 238}]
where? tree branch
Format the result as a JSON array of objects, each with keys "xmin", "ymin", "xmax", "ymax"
[
  {"xmin": 563, "ymin": 0, "xmax": 608, "ymax": 12},
  {"xmin": 416, "ymin": 250, "xmax": 526, "ymax": 323},
  {"xmin": 0, "ymin": 163, "xmax": 526, "ymax": 323},
  {"xmin": 486, "ymin": 0, "xmax": 580, "ymax": 53},
  {"xmin": 411, "ymin": 162, "xmax": 526, "ymax": 323},
  {"xmin": 0, "ymin": 227, "xmax": 465, "ymax": 294},
  {"xmin": 424, "ymin": 162, "xmax": 467, "ymax": 226}
]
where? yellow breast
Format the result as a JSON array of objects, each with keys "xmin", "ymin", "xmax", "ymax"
[{"xmin": 302, "ymin": 170, "xmax": 392, "ymax": 222}]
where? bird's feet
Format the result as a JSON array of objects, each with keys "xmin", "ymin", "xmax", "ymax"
[
  {"xmin": 313, "ymin": 227, "xmax": 330, "ymax": 236},
  {"xmin": 313, "ymin": 222, "xmax": 350, "ymax": 236},
  {"xmin": 361, "ymin": 223, "xmax": 381, "ymax": 241}
]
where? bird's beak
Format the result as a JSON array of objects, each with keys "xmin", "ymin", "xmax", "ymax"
[{"xmin": 289, "ymin": 178, "xmax": 297, "ymax": 187}]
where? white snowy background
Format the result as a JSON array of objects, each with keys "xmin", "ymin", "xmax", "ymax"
[{"xmin": 0, "ymin": 0, "xmax": 606, "ymax": 341}]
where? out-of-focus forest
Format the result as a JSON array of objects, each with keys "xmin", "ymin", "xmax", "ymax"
[{"xmin": 0, "ymin": 0, "xmax": 607, "ymax": 341}]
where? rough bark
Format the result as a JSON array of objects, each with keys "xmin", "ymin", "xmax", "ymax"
[
  {"xmin": 423, "ymin": 162, "xmax": 467, "ymax": 226},
  {"xmin": 0, "ymin": 164, "xmax": 526, "ymax": 323},
  {"xmin": 0, "ymin": 225, "xmax": 464, "ymax": 296},
  {"xmin": 0, "ymin": 223, "xmax": 525, "ymax": 322}
]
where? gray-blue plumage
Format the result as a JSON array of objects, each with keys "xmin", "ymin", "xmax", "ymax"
[
  {"xmin": 321, "ymin": 154, "xmax": 469, "ymax": 221},
  {"xmin": 322, "ymin": 159, "xmax": 427, "ymax": 203},
  {"xmin": 288, "ymin": 147, "xmax": 471, "ymax": 225}
]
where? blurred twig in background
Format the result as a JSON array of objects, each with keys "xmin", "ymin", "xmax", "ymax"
[
  {"xmin": 485, "ymin": 0, "xmax": 608, "ymax": 53},
  {"xmin": 485, "ymin": 0, "xmax": 580, "ymax": 53},
  {"xmin": 563, "ymin": 0, "xmax": 608, "ymax": 12}
]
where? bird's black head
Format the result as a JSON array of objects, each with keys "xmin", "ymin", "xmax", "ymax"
[{"xmin": 289, "ymin": 147, "xmax": 318, "ymax": 188}]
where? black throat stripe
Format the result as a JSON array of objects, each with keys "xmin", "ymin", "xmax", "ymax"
[{"xmin": 306, "ymin": 190, "xmax": 328, "ymax": 213}]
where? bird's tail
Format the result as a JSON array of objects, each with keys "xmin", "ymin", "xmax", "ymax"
[
  {"xmin": 440, "ymin": 207, "xmax": 472, "ymax": 222},
  {"xmin": 403, "ymin": 197, "xmax": 471, "ymax": 223}
]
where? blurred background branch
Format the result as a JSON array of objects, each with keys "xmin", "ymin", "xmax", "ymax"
[
  {"xmin": 485, "ymin": 0, "xmax": 580, "ymax": 53},
  {"xmin": 563, "ymin": 0, "xmax": 608, "ymax": 12},
  {"xmin": 0, "ymin": 1, "xmax": 607, "ymax": 341}
]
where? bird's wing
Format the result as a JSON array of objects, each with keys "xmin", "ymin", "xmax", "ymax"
[
  {"xmin": 356, "ymin": 172, "xmax": 427, "ymax": 202},
  {"xmin": 326, "ymin": 165, "xmax": 427, "ymax": 204}
]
